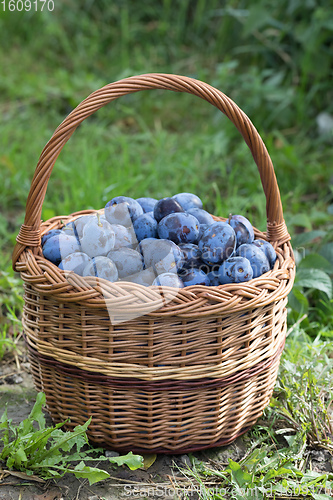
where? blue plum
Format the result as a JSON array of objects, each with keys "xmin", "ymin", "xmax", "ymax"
[
  {"xmin": 228, "ymin": 214, "xmax": 254, "ymax": 247},
  {"xmin": 157, "ymin": 212, "xmax": 200, "ymax": 244},
  {"xmin": 178, "ymin": 243, "xmax": 202, "ymax": 269},
  {"xmin": 41, "ymin": 229, "xmax": 62, "ymax": 247},
  {"xmin": 59, "ymin": 252, "xmax": 91, "ymax": 275},
  {"xmin": 73, "ymin": 214, "xmax": 97, "ymax": 240},
  {"xmin": 80, "ymin": 217, "xmax": 115, "ymax": 257},
  {"xmin": 198, "ymin": 221, "xmax": 236, "ymax": 265},
  {"xmin": 172, "ymin": 192, "xmax": 203, "ymax": 211},
  {"xmin": 136, "ymin": 237, "xmax": 158, "ymax": 255},
  {"xmin": 187, "ymin": 208, "xmax": 214, "ymax": 225},
  {"xmin": 198, "ymin": 223, "xmax": 209, "ymax": 240},
  {"xmin": 133, "ymin": 213, "xmax": 158, "ymax": 242},
  {"xmin": 153, "ymin": 197, "xmax": 184, "ymax": 223},
  {"xmin": 139, "ymin": 238, "xmax": 183, "ymax": 274},
  {"xmin": 218, "ymin": 256, "xmax": 253, "ymax": 284},
  {"xmin": 136, "ymin": 197, "xmax": 158, "ymax": 213},
  {"xmin": 252, "ymin": 239, "xmax": 277, "ymax": 268},
  {"xmin": 82, "ymin": 256, "xmax": 118, "ymax": 282},
  {"xmin": 236, "ymin": 243, "xmax": 270, "ymax": 278},
  {"xmin": 206, "ymin": 270, "xmax": 220, "ymax": 286},
  {"xmin": 105, "ymin": 196, "xmax": 143, "ymax": 226},
  {"xmin": 180, "ymin": 268, "xmax": 210, "ymax": 287},
  {"xmin": 107, "ymin": 248, "xmax": 144, "ymax": 279},
  {"xmin": 110, "ymin": 224, "xmax": 136, "ymax": 250},
  {"xmin": 124, "ymin": 268, "xmax": 156, "ymax": 286},
  {"xmin": 42, "ymin": 233, "xmax": 81, "ymax": 265},
  {"xmin": 62, "ymin": 220, "xmax": 80, "ymax": 243},
  {"xmin": 152, "ymin": 273, "xmax": 184, "ymax": 288},
  {"xmin": 197, "ymin": 260, "xmax": 211, "ymax": 274}
]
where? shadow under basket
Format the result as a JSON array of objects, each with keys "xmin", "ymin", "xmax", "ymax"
[{"xmin": 13, "ymin": 74, "xmax": 295, "ymax": 453}]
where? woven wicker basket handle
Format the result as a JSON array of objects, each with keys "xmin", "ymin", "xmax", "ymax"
[{"xmin": 13, "ymin": 73, "xmax": 290, "ymax": 267}]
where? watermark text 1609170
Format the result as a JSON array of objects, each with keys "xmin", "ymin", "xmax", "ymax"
[{"xmin": 1, "ymin": 0, "xmax": 54, "ymax": 11}]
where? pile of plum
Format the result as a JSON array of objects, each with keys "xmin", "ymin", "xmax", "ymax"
[{"xmin": 42, "ymin": 193, "xmax": 276, "ymax": 288}]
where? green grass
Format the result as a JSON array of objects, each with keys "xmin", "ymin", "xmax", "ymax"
[{"xmin": 0, "ymin": 0, "xmax": 333, "ymax": 494}]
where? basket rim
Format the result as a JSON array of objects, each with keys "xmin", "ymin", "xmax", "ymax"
[{"xmin": 16, "ymin": 210, "xmax": 295, "ymax": 319}]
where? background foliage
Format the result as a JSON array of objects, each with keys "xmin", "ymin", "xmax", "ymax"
[{"xmin": 0, "ymin": 0, "xmax": 332, "ymax": 338}]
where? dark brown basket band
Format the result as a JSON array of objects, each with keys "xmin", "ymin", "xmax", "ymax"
[{"xmin": 25, "ymin": 337, "xmax": 284, "ymax": 391}]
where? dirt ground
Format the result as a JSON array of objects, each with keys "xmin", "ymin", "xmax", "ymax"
[{"xmin": 0, "ymin": 353, "xmax": 332, "ymax": 500}]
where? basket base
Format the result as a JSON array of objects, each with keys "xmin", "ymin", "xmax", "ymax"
[
  {"xmin": 88, "ymin": 426, "xmax": 253, "ymax": 455},
  {"xmin": 27, "ymin": 341, "xmax": 282, "ymax": 453}
]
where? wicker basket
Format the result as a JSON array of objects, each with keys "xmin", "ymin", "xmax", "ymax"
[{"xmin": 13, "ymin": 74, "xmax": 295, "ymax": 453}]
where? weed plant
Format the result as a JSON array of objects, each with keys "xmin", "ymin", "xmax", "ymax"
[{"xmin": 0, "ymin": 393, "xmax": 143, "ymax": 483}]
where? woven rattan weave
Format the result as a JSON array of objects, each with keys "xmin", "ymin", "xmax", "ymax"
[{"xmin": 13, "ymin": 74, "xmax": 295, "ymax": 453}]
